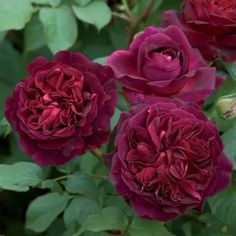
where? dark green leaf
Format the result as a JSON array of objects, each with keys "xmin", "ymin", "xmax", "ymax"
[
  {"xmin": 221, "ymin": 125, "xmax": 236, "ymax": 169},
  {"xmin": 78, "ymin": 207, "xmax": 128, "ymax": 235},
  {"xmin": 128, "ymin": 217, "xmax": 172, "ymax": 236},
  {"xmin": 208, "ymin": 183, "xmax": 236, "ymax": 225},
  {"xmin": 26, "ymin": 192, "xmax": 70, "ymax": 232},
  {"xmin": 63, "ymin": 196, "xmax": 100, "ymax": 230},
  {"xmin": 64, "ymin": 172, "xmax": 99, "ymax": 201}
]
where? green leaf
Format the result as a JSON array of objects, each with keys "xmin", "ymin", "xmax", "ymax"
[
  {"xmin": 72, "ymin": 2, "xmax": 111, "ymax": 30},
  {"xmin": 80, "ymin": 152, "xmax": 99, "ymax": 175},
  {"xmin": 224, "ymin": 62, "xmax": 236, "ymax": 81},
  {"xmin": 64, "ymin": 172, "xmax": 99, "ymax": 201},
  {"xmin": 39, "ymin": 5, "xmax": 78, "ymax": 53},
  {"xmin": 93, "ymin": 56, "xmax": 108, "ymax": 65},
  {"xmin": 208, "ymin": 183, "xmax": 236, "ymax": 226},
  {"xmin": 39, "ymin": 179, "xmax": 63, "ymax": 193},
  {"xmin": 31, "ymin": 0, "xmax": 61, "ymax": 7},
  {"xmin": 78, "ymin": 207, "xmax": 128, "ymax": 235},
  {"xmin": 63, "ymin": 197, "xmax": 100, "ymax": 230},
  {"xmin": 0, "ymin": 83, "xmax": 12, "ymax": 121},
  {"xmin": 0, "ymin": 40, "xmax": 25, "ymax": 85},
  {"xmin": 0, "ymin": 0, "xmax": 33, "ymax": 31},
  {"xmin": 24, "ymin": 13, "xmax": 45, "ymax": 52},
  {"xmin": 0, "ymin": 162, "xmax": 43, "ymax": 192},
  {"xmin": 74, "ymin": 0, "xmax": 92, "ymax": 7},
  {"xmin": 0, "ymin": 118, "xmax": 11, "ymax": 137},
  {"xmin": 0, "ymin": 31, "xmax": 6, "ymax": 42},
  {"xmin": 111, "ymin": 108, "xmax": 122, "ymax": 130},
  {"xmin": 221, "ymin": 125, "xmax": 236, "ymax": 169},
  {"xmin": 26, "ymin": 192, "xmax": 70, "ymax": 233},
  {"xmin": 128, "ymin": 217, "xmax": 172, "ymax": 236},
  {"xmin": 56, "ymin": 157, "xmax": 80, "ymax": 174}
]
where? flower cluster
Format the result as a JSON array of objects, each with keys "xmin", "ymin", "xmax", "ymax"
[{"xmin": 5, "ymin": 1, "xmax": 233, "ymax": 222}]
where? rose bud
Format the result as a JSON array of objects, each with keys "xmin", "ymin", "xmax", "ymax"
[
  {"xmin": 105, "ymin": 99, "xmax": 232, "ymax": 221},
  {"xmin": 216, "ymin": 94, "xmax": 236, "ymax": 120},
  {"xmin": 5, "ymin": 51, "xmax": 117, "ymax": 166},
  {"xmin": 162, "ymin": 0, "xmax": 236, "ymax": 62},
  {"xmin": 107, "ymin": 26, "xmax": 218, "ymax": 106}
]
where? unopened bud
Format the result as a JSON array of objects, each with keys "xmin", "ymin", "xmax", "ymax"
[{"xmin": 216, "ymin": 94, "xmax": 236, "ymax": 120}]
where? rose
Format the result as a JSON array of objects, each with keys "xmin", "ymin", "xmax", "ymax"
[
  {"xmin": 105, "ymin": 99, "xmax": 232, "ymax": 221},
  {"xmin": 5, "ymin": 51, "xmax": 117, "ymax": 166},
  {"xmin": 162, "ymin": 0, "xmax": 236, "ymax": 62},
  {"xmin": 107, "ymin": 25, "xmax": 218, "ymax": 106}
]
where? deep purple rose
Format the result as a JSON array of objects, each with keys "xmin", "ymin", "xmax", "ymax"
[
  {"xmin": 5, "ymin": 51, "xmax": 117, "ymax": 166},
  {"xmin": 107, "ymin": 26, "xmax": 218, "ymax": 106},
  {"xmin": 162, "ymin": 0, "xmax": 236, "ymax": 62},
  {"xmin": 106, "ymin": 99, "xmax": 232, "ymax": 221}
]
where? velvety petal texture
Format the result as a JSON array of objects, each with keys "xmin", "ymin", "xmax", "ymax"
[
  {"xmin": 106, "ymin": 100, "xmax": 232, "ymax": 221},
  {"xmin": 5, "ymin": 51, "xmax": 117, "ymax": 166},
  {"xmin": 162, "ymin": 0, "xmax": 236, "ymax": 62},
  {"xmin": 107, "ymin": 26, "xmax": 218, "ymax": 105}
]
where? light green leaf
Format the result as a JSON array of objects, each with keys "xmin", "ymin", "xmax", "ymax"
[
  {"xmin": 224, "ymin": 62, "xmax": 236, "ymax": 81},
  {"xmin": 39, "ymin": 5, "xmax": 78, "ymax": 53},
  {"xmin": 111, "ymin": 108, "xmax": 122, "ymax": 130},
  {"xmin": 0, "ymin": 0, "xmax": 33, "ymax": 31},
  {"xmin": 26, "ymin": 192, "xmax": 70, "ymax": 232},
  {"xmin": 0, "ymin": 118, "xmax": 11, "ymax": 137},
  {"xmin": 72, "ymin": 2, "xmax": 111, "ymax": 30},
  {"xmin": 24, "ymin": 14, "xmax": 45, "ymax": 52},
  {"xmin": 0, "ymin": 162, "xmax": 43, "ymax": 192},
  {"xmin": 30, "ymin": 0, "xmax": 61, "ymax": 7},
  {"xmin": 78, "ymin": 207, "xmax": 128, "ymax": 235},
  {"xmin": 39, "ymin": 179, "xmax": 63, "ymax": 193},
  {"xmin": 128, "ymin": 217, "xmax": 172, "ymax": 236},
  {"xmin": 208, "ymin": 183, "xmax": 236, "ymax": 226},
  {"xmin": 221, "ymin": 125, "xmax": 236, "ymax": 169},
  {"xmin": 74, "ymin": 0, "xmax": 92, "ymax": 7},
  {"xmin": 93, "ymin": 56, "xmax": 108, "ymax": 65},
  {"xmin": 63, "ymin": 197, "xmax": 100, "ymax": 230},
  {"xmin": 64, "ymin": 172, "xmax": 99, "ymax": 201}
]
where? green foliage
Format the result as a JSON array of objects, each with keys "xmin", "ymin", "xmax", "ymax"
[
  {"xmin": 72, "ymin": 2, "xmax": 112, "ymax": 30},
  {"xmin": 0, "ymin": 162, "xmax": 43, "ymax": 192},
  {"xmin": 0, "ymin": 0, "xmax": 33, "ymax": 31},
  {"xmin": 63, "ymin": 197, "xmax": 100, "ymax": 229},
  {"xmin": 26, "ymin": 192, "xmax": 70, "ymax": 232},
  {"xmin": 77, "ymin": 207, "xmax": 129, "ymax": 235},
  {"xmin": 64, "ymin": 172, "xmax": 99, "ymax": 201},
  {"xmin": 0, "ymin": 0, "xmax": 236, "ymax": 236},
  {"xmin": 128, "ymin": 217, "xmax": 172, "ymax": 236},
  {"xmin": 208, "ymin": 177, "xmax": 236, "ymax": 225},
  {"xmin": 222, "ymin": 126, "xmax": 236, "ymax": 169},
  {"xmin": 39, "ymin": 5, "xmax": 78, "ymax": 54}
]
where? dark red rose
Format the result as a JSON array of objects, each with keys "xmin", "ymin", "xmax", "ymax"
[
  {"xmin": 105, "ymin": 99, "xmax": 232, "ymax": 221},
  {"xmin": 162, "ymin": 0, "xmax": 236, "ymax": 62},
  {"xmin": 107, "ymin": 26, "xmax": 218, "ymax": 106},
  {"xmin": 5, "ymin": 51, "xmax": 117, "ymax": 166}
]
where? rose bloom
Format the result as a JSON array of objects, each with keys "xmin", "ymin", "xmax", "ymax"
[
  {"xmin": 162, "ymin": 0, "xmax": 236, "ymax": 62},
  {"xmin": 106, "ymin": 100, "xmax": 232, "ymax": 221},
  {"xmin": 5, "ymin": 51, "xmax": 117, "ymax": 166},
  {"xmin": 107, "ymin": 26, "xmax": 218, "ymax": 106}
]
